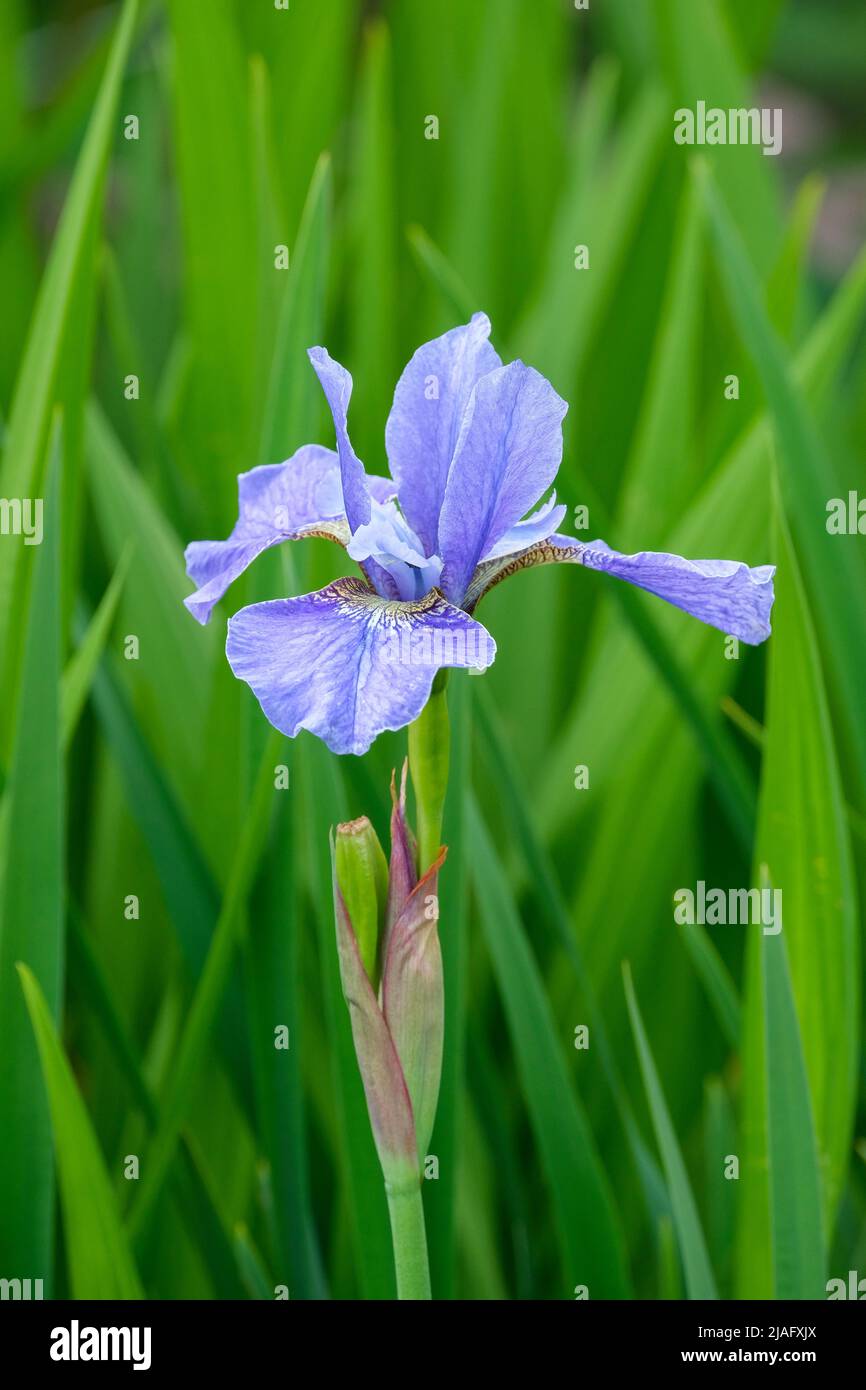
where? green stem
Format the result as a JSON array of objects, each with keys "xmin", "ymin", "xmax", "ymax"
[
  {"xmin": 386, "ymin": 1180, "xmax": 432, "ymax": 1300},
  {"xmin": 408, "ymin": 669, "xmax": 451, "ymax": 872}
]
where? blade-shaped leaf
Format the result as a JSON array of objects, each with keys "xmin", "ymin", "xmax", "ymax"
[
  {"xmin": 17, "ymin": 964, "xmax": 143, "ymax": 1299},
  {"xmin": 0, "ymin": 432, "xmax": 63, "ymax": 1287},
  {"xmin": 469, "ymin": 795, "xmax": 631, "ymax": 1298},
  {"xmin": 0, "ymin": 0, "xmax": 139, "ymax": 733},
  {"xmin": 623, "ymin": 963, "xmax": 718, "ymax": 1300}
]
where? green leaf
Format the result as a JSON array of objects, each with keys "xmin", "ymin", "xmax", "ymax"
[
  {"xmin": 469, "ymin": 795, "xmax": 631, "ymax": 1298},
  {"xmin": 260, "ymin": 154, "xmax": 332, "ymax": 464},
  {"xmin": 698, "ymin": 162, "xmax": 866, "ymax": 809},
  {"xmin": 0, "ymin": 0, "xmax": 140, "ymax": 733},
  {"xmin": 66, "ymin": 906, "xmax": 247, "ymax": 1299},
  {"xmin": 616, "ymin": 179, "xmax": 704, "ymax": 549},
  {"xmin": 85, "ymin": 400, "xmax": 215, "ymax": 814},
  {"xmin": 761, "ymin": 508, "xmax": 858, "ymax": 1219},
  {"xmin": 654, "ymin": 0, "xmax": 780, "ymax": 273},
  {"xmin": 233, "ymin": 1224, "xmax": 275, "ymax": 1301},
  {"xmin": 703, "ymin": 1077, "xmax": 737, "ymax": 1291},
  {"xmin": 346, "ymin": 19, "xmax": 398, "ymax": 461},
  {"xmin": 127, "ymin": 731, "xmax": 282, "ymax": 1244},
  {"xmin": 767, "ymin": 917, "xmax": 828, "ymax": 1295},
  {"xmin": 87, "ymin": 650, "xmax": 253, "ymax": 1114},
  {"xmin": 520, "ymin": 82, "xmax": 667, "ymax": 393},
  {"xmin": 243, "ymin": 795, "xmax": 326, "ymax": 1300},
  {"xmin": 61, "ymin": 546, "xmax": 131, "ymax": 749},
  {"xmin": 166, "ymin": 0, "xmax": 257, "ymax": 527},
  {"xmin": 0, "ymin": 432, "xmax": 63, "ymax": 1287},
  {"xmin": 676, "ymin": 920, "xmax": 741, "ymax": 1051},
  {"xmin": 17, "ymin": 964, "xmax": 143, "ymax": 1299},
  {"xmin": 739, "ymin": 876, "xmax": 826, "ymax": 1300},
  {"xmin": 474, "ymin": 683, "xmax": 670, "ymax": 1226},
  {"xmin": 623, "ymin": 963, "xmax": 718, "ymax": 1299},
  {"xmin": 407, "ymin": 224, "xmax": 476, "ymax": 324},
  {"xmin": 737, "ymin": 507, "xmax": 852, "ymax": 1297},
  {"xmin": 766, "ymin": 175, "xmax": 825, "ymax": 341}
]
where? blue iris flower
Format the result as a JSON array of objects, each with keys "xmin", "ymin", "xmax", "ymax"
[{"xmin": 184, "ymin": 313, "xmax": 775, "ymax": 755}]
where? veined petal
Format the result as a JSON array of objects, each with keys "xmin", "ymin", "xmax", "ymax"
[
  {"xmin": 381, "ymin": 849, "xmax": 447, "ymax": 1164},
  {"xmin": 465, "ymin": 533, "xmax": 775, "ymax": 644},
  {"xmin": 307, "ymin": 346, "xmax": 373, "ymax": 535},
  {"xmin": 225, "ymin": 577, "xmax": 497, "ymax": 757},
  {"xmin": 479, "ymin": 492, "xmax": 567, "ymax": 562},
  {"xmin": 184, "ymin": 445, "xmax": 346, "ymax": 625},
  {"xmin": 438, "ymin": 361, "xmax": 568, "ymax": 605},
  {"xmin": 385, "ymin": 312, "xmax": 501, "ymax": 554},
  {"xmin": 580, "ymin": 540, "xmax": 775, "ymax": 643},
  {"xmin": 332, "ymin": 867, "xmax": 418, "ymax": 1186},
  {"xmin": 308, "ymin": 347, "xmax": 402, "ymax": 600}
]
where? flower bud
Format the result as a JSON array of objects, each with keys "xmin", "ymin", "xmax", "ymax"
[{"xmin": 334, "ymin": 816, "xmax": 388, "ymax": 986}]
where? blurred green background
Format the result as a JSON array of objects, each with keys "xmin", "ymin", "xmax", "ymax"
[{"xmin": 1, "ymin": 0, "xmax": 865, "ymax": 1300}]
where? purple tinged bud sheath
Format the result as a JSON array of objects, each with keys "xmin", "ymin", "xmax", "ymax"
[
  {"xmin": 381, "ymin": 849, "xmax": 447, "ymax": 1165},
  {"xmin": 332, "ymin": 859, "xmax": 419, "ymax": 1188},
  {"xmin": 385, "ymin": 762, "xmax": 417, "ymax": 954}
]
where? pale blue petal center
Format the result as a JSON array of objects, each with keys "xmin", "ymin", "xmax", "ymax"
[{"xmin": 347, "ymin": 498, "xmax": 443, "ymax": 602}]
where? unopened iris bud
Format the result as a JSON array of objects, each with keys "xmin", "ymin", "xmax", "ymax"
[
  {"xmin": 335, "ymin": 816, "xmax": 388, "ymax": 985},
  {"xmin": 331, "ymin": 775, "xmax": 448, "ymax": 1300}
]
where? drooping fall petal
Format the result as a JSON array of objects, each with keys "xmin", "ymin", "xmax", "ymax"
[
  {"xmin": 464, "ymin": 533, "xmax": 775, "ymax": 644},
  {"xmin": 225, "ymin": 577, "xmax": 495, "ymax": 756},
  {"xmin": 184, "ymin": 445, "xmax": 346, "ymax": 624}
]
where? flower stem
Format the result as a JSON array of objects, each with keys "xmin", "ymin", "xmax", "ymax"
[
  {"xmin": 408, "ymin": 669, "xmax": 450, "ymax": 873},
  {"xmin": 386, "ymin": 1180, "xmax": 432, "ymax": 1300}
]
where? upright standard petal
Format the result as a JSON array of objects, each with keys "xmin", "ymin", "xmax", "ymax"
[
  {"xmin": 384, "ymin": 312, "xmax": 501, "ymax": 555},
  {"xmin": 307, "ymin": 346, "xmax": 373, "ymax": 535},
  {"xmin": 225, "ymin": 577, "xmax": 497, "ymax": 756},
  {"xmin": 184, "ymin": 445, "xmax": 346, "ymax": 625},
  {"xmin": 464, "ymin": 533, "xmax": 775, "ymax": 644},
  {"xmin": 438, "ymin": 361, "xmax": 568, "ymax": 605}
]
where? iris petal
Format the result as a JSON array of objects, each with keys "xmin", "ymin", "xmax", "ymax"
[
  {"xmin": 307, "ymin": 347, "xmax": 373, "ymax": 534},
  {"xmin": 184, "ymin": 445, "xmax": 345, "ymax": 625},
  {"xmin": 308, "ymin": 346, "xmax": 402, "ymax": 599},
  {"xmin": 580, "ymin": 540, "xmax": 775, "ymax": 643},
  {"xmin": 465, "ymin": 532, "xmax": 775, "ymax": 644},
  {"xmin": 347, "ymin": 499, "xmax": 443, "ymax": 601},
  {"xmin": 384, "ymin": 312, "xmax": 501, "ymax": 555},
  {"xmin": 438, "ymin": 361, "xmax": 568, "ymax": 605},
  {"xmin": 480, "ymin": 492, "xmax": 567, "ymax": 563},
  {"xmin": 226, "ymin": 577, "xmax": 497, "ymax": 756}
]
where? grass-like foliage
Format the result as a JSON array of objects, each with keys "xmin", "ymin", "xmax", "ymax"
[{"xmin": 0, "ymin": 0, "xmax": 864, "ymax": 1299}]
